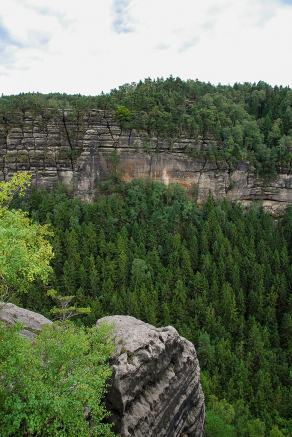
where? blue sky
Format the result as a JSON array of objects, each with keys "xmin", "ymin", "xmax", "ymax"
[{"xmin": 0, "ymin": 0, "xmax": 291, "ymax": 94}]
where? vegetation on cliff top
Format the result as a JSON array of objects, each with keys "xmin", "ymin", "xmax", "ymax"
[
  {"xmin": 13, "ymin": 179, "xmax": 292, "ymax": 436},
  {"xmin": 1, "ymin": 77, "xmax": 292, "ymax": 177}
]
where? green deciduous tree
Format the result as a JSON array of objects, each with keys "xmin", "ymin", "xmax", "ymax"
[
  {"xmin": 0, "ymin": 321, "xmax": 115, "ymax": 437},
  {"xmin": 0, "ymin": 173, "xmax": 53, "ymax": 301}
]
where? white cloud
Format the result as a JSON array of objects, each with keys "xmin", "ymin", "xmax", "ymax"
[
  {"xmin": 0, "ymin": 0, "xmax": 291, "ymax": 95},
  {"xmin": 112, "ymin": 0, "xmax": 134, "ymax": 33}
]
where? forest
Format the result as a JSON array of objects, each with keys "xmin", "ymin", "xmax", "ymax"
[
  {"xmin": 8, "ymin": 177, "xmax": 291, "ymax": 437},
  {"xmin": 1, "ymin": 77, "xmax": 292, "ymax": 177}
]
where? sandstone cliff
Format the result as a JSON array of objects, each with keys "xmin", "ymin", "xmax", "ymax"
[{"xmin": 1, "ymin": 110, "xmax": 291, "ymax": 213}]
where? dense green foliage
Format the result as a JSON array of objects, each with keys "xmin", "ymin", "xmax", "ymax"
[
  {"xmin": 0, "ymin": 173, "xmax": 53, "ymax": 301},
  {"xmin": 1, "ymin": 77, "xmax": 292, "ymax": 176},
  {"xmin": 15, "ymin": 180, "xmax": 292, "ymax": 436},
  {"xmin": 0, "ymin": 321, "xmax": 114, "ymax": 436}
]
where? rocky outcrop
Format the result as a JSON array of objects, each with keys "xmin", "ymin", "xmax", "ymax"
[
  {"xmin": 97, "ymin": 315, "xmax": 204, "ymax": 437},
  {"xmin": 1, "ymin": 109, "xmax": 290, "ymax": 213},
  {"xmin": 0, "ymin": 302, "xmax": 52, "ymax": 339},
  {"xmin": 0, "ymin": 304, "xmax": 205, "ymax": 435}
]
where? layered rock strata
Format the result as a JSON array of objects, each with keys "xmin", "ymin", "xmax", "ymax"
[
  {"xmin": 97, "ymin": 315, "xmax": 205, "ymax": 437},
  {"xmin": 1, "ymin": 110, "xmax": 291, "ymax": 213}
]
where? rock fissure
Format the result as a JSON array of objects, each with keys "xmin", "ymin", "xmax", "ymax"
[{"xmin": 62, "ymin": 112, "xmax": 74, "ymax": 171}]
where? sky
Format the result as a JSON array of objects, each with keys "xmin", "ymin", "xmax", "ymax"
[{"xmin": 0, "ymin": 0, "xmax": 292, "ymax": 95}]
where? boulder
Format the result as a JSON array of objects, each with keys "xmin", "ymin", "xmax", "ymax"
[
  {"xmin": 0, "ymin": 302, "xmax": 52, "ymax": 339},
  {"xmin": 97, "ymin": 315, "xmax": 204, "ymax": 437}
]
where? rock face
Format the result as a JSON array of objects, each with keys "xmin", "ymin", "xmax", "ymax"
[
  {"xmin": 96, "ymin": 315, "xmax": 204, "ymax": 437},
  {"xmin": 0, "ymin": 302, "xmax": 52, "ymax": 339},
  {"xmin": 0, "ymin": 110, "xmax": 291, "ymax": 213}
]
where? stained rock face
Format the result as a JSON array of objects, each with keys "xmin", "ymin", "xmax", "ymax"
[
  {"xmin": 96, "ymin": 315, "xmax": 205, "ymax": 437},
  {"xmin": 0, "ymin": 302, "xmax": 52, "ymax": 339},
  {"xmin": 0, "ymin": 110, "xmax": 291, "ymax": 213}
]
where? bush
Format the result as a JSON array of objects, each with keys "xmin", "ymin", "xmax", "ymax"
[{"xmin": 0, "ymin": 321, "xmax": 115, "ymax": 436}]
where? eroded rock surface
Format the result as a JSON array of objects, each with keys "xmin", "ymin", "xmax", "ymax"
[
  {"xmin": 0, "ymin": 110, "xmax": 291, "ymax": 213},
  {"xmin": 0, "ymin": 302, "xmax": 52, "ymax": 339},
  {"xmin": 97, "ymin": 315, "xmax": 205, "ymax": 437}
]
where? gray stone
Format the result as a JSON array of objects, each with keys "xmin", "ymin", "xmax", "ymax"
[
  {"xmin": 97, "ymin": 315, "xmax": 204, "ymax": 437},
  {"xmin": 0, "ymin": 302, "xmax": 52, "ymax": 339}
]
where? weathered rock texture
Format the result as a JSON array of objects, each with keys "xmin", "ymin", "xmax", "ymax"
[
  {"xmin": 97, "ymin": 315, "xmax": 204, "ymax": 437},
  {"xmin": 1, "ymin": 109, "xmax": 291, "ymax": 213},
  {"xmin": 0, "ymin": 302, "xmax": 52, "ymax": 339}
]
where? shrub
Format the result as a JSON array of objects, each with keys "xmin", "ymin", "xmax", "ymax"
[{"xmin": 0, "ymin": 321, "xmax": 115, "ymax": 436}]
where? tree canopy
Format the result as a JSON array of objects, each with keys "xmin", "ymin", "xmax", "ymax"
[
  {"xmin": 0, "ymin": 173, "xmax": 53, "ymax": 301},
  {"xmin": 0, "ymin": 174, "xmax": 115, "ymax": 436},
  {"xmin": 0, "ymin": 321, "xmax": 115, "ymax": 436}
]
